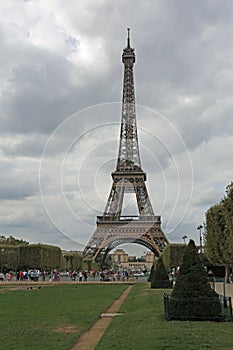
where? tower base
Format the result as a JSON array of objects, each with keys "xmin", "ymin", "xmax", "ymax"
[{"xmin": 83, "ymin": 215, "xmax": 168, "ymax": 261}]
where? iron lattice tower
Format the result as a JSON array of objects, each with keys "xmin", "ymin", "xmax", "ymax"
[{"xmin": 83, "ymin": 29, "xmax": 169, "ymax": 261}]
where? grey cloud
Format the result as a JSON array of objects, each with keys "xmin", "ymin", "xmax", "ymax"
[
  {"xmin": 1, "ymin": 134, "xmax": 48, "ymax": 157},
  {"xmin": 1, "ymin": 52, "xmax": 79, "ymax": 134},
  {"xmin": 192, "ymin": 188, "xmax": 223, "ymax": 207},
  {"xmin": 0, "ymin": 175, "xmax": 38, "ymax": 200},
  {"xmin": 0, "ymin": 0, "xmax": 232, "ymax": 252},
  {"xmin": 0, "ymin": 160, "xmax": 39, "ymax": 199}
]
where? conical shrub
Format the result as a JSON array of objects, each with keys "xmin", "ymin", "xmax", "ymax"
[
  {"xmin": 148, "ymin": 263, "xmax": 154, "ymax": 282},
  {"xmin": 169, "ymin": 240, "xmax": 221, "ymax": 320},
  {"xmin": 151, "ymin": 255, "xmax": 171, "ymax": 289}
]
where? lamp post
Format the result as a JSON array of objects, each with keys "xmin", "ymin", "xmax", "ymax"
[
  {"xmin": 197, "ymin": 225, "xmax": 203, "ymax": 253},
  {"xmin": 182, "ymin": 235, "xmax": 187, "ymax": 244}
]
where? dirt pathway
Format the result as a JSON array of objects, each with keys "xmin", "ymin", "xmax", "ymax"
[{"xmin": 70, "ymin": 285, "xmax": 133, "ymax": 350}]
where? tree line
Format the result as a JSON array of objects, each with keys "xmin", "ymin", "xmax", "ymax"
[
  {"xmin": 205, "ymin": 182, "xmax": 233, "ymax": 277},
  {"xmin": 161, "ymin": 183, "xmax": 233, "ymax": 277},
  {"xmin": 0, "ymin": 235, "xmax": 97, "ymax": 273}
]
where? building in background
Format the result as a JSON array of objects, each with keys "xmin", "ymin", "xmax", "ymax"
[{"xmin": 110, "ymin": 248, "xmax": 155, "ymax": 271}]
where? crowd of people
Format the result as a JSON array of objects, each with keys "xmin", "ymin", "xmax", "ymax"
[
  {"xmin": 69, "ymin": 270, "xmax": 88, "ymax": 282},
  {"xmin": 0, "ymin": 268, "xmax": 146, "ymax": 282},
  {"xmin": 0, "ymin": 270, "xmax": 90, "ymax": 282},
  {"xmin": 0, "ymin": 270, "xmax": 40, "ymax": 282},
  {"xmin": 0, "ymin": 272, "xmax": 13, "ymax": 282}
]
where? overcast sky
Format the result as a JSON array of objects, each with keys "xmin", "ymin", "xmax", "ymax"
[{"xmin": 0, "ymin": 0, "xmax": 232, "ymax": 255}]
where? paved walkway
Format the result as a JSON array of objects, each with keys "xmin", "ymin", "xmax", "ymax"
[
  {"xmin": 215, "ymin": 282, "xmax": 233, "ymax": 298},
  {"xmin": 71, "ymin": 285, "xmax": 133, "ymax": 350}
]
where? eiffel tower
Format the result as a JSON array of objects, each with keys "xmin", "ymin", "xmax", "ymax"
[{"xmin": 83, "ymin": 29, "xmax": 169, "ymax": 261}]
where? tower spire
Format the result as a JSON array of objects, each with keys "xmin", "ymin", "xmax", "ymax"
[{"xmin": 127, "ymin": 27, "xmax": 130, "ymax": 48}]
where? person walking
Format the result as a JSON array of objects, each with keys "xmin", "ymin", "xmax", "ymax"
[
  {"xmin": 78, "ymin": 271, "xmax": 83, "ymax": 282},
  {"xmin": 83, "ymin": 271, "xmax": 88, "ymax": 282}
]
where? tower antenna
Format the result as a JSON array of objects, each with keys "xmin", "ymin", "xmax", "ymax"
[{"xmin": 127, "ymin": 28, "xmax": 130, "ymax": 48}]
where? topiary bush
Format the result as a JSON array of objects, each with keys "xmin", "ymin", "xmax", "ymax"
[
  {"xmin": 169, "ymin": 239, "xmax": 222, "ymax": 321},
  {"xmin": 148, "ymin": 263, "xmax": 154, "ymax": 282},
  {"xmin": 151, "ymin": 255, "xmax": 171, "ymax": 289}
]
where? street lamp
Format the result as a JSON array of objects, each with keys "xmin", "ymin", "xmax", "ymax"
[
  {"xmin": 182, "ymin": 235, "xmax": 187, "ymax": 244},
  {"xmin": 197, "ymin": 225, "xmax": 203, "ymax": 252}
]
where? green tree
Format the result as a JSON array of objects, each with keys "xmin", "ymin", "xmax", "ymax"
[
  {"xmin": 205, "ymin": 204, "xmax": 226, "ymax": 265},
  {"xmin": 18, "ymin": 244, "xmax": 62, "ymax": 270},
  {"xmin": 0, "ymin": 246, "xmax": 19, "ymax": 272},
  {"xmin": 63, "ymin": 252, "xmax": 84, "ymax": 271},
  {"xmin": 0, "ymin": 235, "xmax": 29, "ymax": 246},
  {"xmin": 205, "ymin": 182, "xmax": 233, "ymax": 278},
  {"xmin": 151, "ymin": 256, "xmax": 171, "ymax": 289},
  {"xmin": 148, "ymin": 263, "xmax": 154, "ymax": 282},
  {"xmin": 162, "ymin": 244, "xmax": 186, "ymax": 269},
  {"xmin": 222, "ymin": 182, "xmax": 233, "ymax": 271},
  {"xmin": 169, "ymin": 240, "xmax": 221, "ymax": 320}
]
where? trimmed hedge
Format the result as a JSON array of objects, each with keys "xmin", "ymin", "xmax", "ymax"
[
  {"xmin": 18, "ymin": 244, "xmax": 62, "ymax": 270},
  {"xmin": 151, "ymin": 256, "xmax": 171, "ymax": 289},
  {"xmin": 169, "ymin": 240, "xmax": 222, "ymax": 321},
  {"xmin": 0, "ymin": 245, "xmax": 18, "ymax": 272}
]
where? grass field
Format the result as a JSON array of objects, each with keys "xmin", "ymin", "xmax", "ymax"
[
  {"xmin": 96, "ymin": 283, "xmax": 233, "ymax": 350},
  {"xmin": 0, "ymin": 283, "xmax": 127, "ymax": 350},
  {"xmin": 1, "ymin": 282, "xmax": 233, "ymax": 350}
]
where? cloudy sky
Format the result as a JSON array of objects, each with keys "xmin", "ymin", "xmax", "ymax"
[{"xmin": 0, "ymin": 0, "xmax": 232, "ymax": 255}]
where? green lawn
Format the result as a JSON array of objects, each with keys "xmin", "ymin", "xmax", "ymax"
[
  {"xmin": 1, "ymin": 282, "xmax": 233, "ymax": 350},
  {"xmin": 96, "ymin": 283, "xmax": 233, "ymax": 350},
  {"xmin": 0, "ymin": 283, "xmax": 127, "ymax": 350}
]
